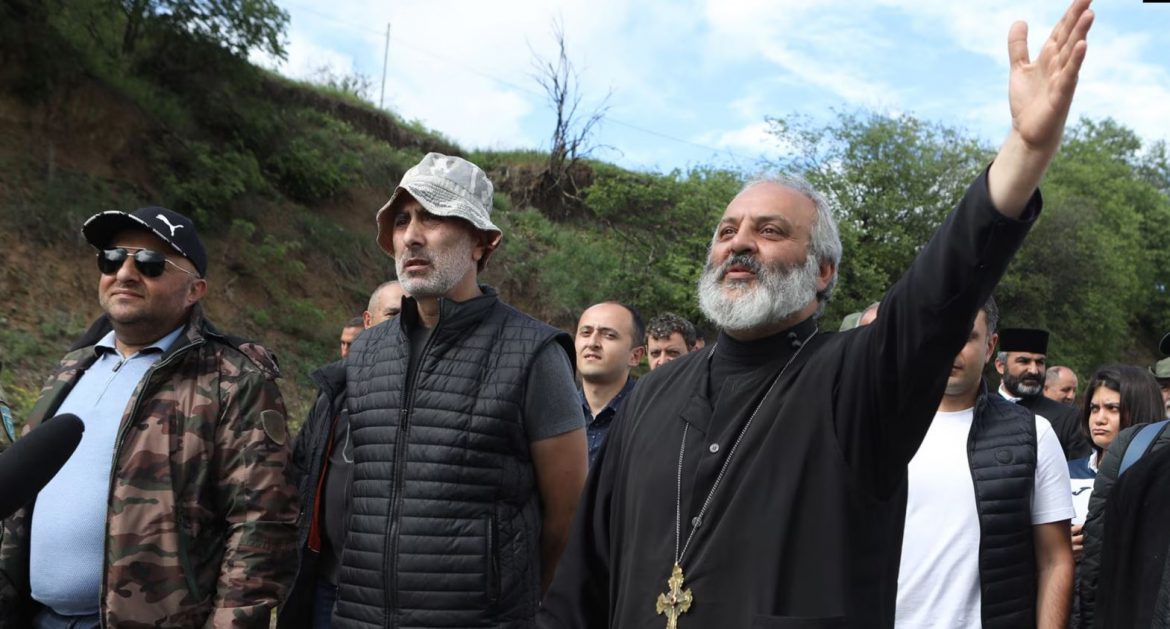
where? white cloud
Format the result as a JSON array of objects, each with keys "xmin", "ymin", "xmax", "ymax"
[
  {"xmin": 250, "ymin": 29, "xmax": 356, "ymax": 79},
  {"xmin": 273, "ymin": 0, "xmax": 668, "ymax": 151},
  {"xmin": 704, "ymin": 0, "xmax": 1169, "ymax": 145},
  {"xmin": 873, "ymin": 0, "xmax": 1058, "ymax": 64},
  {"xmin": 915, "ymin": 22, "xmax": 1170, "ymax": 146},
  {"xmin": 272, "ymin": 0, "xmax": 1170, "ymax": 171},
  {"xmin": 700, "ymin": 0, "xmax": 900, "ymax": 108},
  {"xmin": 756, "ymin": 40, "xmax": 894, "ymax": 107},
  {"xmin": 1071, "ymin": 28, "xmax": 1170, "ymax": 143},
  {"xmin": 693, "ymin": 120, "xmax": 798, "ymax": 164},
  {"xmin": 706, "ymin": 121, "xmax": 772, "ymax": 153}
]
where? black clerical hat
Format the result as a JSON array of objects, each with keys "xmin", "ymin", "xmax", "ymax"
[
  {"xmin": 1160, "ymin": 332, "xmax": 1170, "ymax": 356},
  {"xmin": 998, "ymin": 328, "xmax": 1049, "ymax": 354}
]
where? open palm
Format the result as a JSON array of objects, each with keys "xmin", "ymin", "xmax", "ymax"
[{"xmin": 1006, "ymin": 0, "xmax": 1094, "ymax": 153}]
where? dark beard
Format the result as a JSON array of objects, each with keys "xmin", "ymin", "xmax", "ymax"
[{"xmin": 1003, "ymin": 370, "xmax": 1043, "ymax": 398}]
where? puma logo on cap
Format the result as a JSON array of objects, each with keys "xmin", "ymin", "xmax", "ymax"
[{"xmin": 157, "ymin": 214, "xmax": 184, "ymax": 236}]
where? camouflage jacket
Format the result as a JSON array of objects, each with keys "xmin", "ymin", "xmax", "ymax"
[
  {"xmin": 0, "ymin": 306, "xmax": 299, "ymax": 628},
  {"xmin": 0, "ymin": 363, "xmax": 12, "ymax": 446}
]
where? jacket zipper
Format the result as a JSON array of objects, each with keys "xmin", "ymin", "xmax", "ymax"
[
  {"xmin": 97, "ymin": 338, "xmax": 203, "ymax": 627},
  {"xmin": 384, "ymin": 314, "xmax": 441, "ymax": 628}
]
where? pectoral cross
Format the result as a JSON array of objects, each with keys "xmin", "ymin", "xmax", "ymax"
[{"xmin": 655, "ymin": 563, "xmax": 693, "ymax": 629}]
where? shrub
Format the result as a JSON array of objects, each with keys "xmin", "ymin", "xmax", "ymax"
[
  {"xmin": 266, "ymin": 110, "xmax": 363, "ymax": 204},
  {"xmin": 157, "ymin": 141, "xmax": 266, "ymax": 221}
]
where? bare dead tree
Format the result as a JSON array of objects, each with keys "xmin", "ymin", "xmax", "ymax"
[{"xmin": 530, "ymin": 21, "xmax": 611, "ymax": 202}]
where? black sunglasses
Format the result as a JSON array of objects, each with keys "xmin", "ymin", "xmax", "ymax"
[{"xmin": 97, "ymin": 247, "xmax": 198, "ymax": 278}]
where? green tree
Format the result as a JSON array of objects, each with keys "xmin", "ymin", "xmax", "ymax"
[
  {"xmin": 1013, "ymin": 118, "xmax": 1170, "ymax": 371},
  {"xmin": 767, "ymin": 111, "xmax": 1170, "ymax": 374},
  {"xmin": 120, "ymin": 0, "xmax": 288, "ymax": 58},
  {"xmin": 581, "ymin": 165, "xmax": 742, "ymax": 324},
  {"xmin": 766, "ymin": 111, "xmax": 992, "ymax": 322}
]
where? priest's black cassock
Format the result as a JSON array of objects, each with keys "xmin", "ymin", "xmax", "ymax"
[
  {"xmin": 538, "ymin": 170, "xmax": 1040, "ymax": 629},
  {"xmin": 1018, "ymin": 393, "xmax": 1091, "ymax": 460}
]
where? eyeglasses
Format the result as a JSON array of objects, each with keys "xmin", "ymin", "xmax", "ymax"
[{"xmin": 97, "ymin": 247, "xmax": 199, "ymax": 278}]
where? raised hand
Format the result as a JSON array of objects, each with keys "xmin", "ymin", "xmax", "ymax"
[
  {"xmin": 1006, "ymin": 0, "xmax": 1095, "ymax": 154},
  {"xmin": 988, "ymin": 0, "xmax": 1094, "ymax": 218}
]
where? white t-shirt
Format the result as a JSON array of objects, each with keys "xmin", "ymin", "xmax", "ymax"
[{"xmin": 895, "ymin": 407, "xmax": 1075, "ymax": 628}]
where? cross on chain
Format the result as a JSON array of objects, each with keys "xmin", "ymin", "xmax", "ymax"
[{"xmin": 655, "ymin": 563, "xmax": 693, "ymax": 629}]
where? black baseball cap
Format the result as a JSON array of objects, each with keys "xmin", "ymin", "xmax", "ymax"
[{"xmin": 82, "ymin": 207, "xmax": 207, "ymax": 277}]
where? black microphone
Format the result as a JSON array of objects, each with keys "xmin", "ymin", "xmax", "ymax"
[{"xmin": 0, "ymin": 414, "xmax": 85, "ymax": 520}]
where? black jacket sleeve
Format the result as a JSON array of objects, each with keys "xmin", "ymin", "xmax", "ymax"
[
  {"xmin": 1077, "ymin": 424, "xmax": 1170, "ymax": 628},
  {"xmin": 1076, "ymin": 436, "xmax": 1123, "ymax": 629},
  {"xmin": 835, "ymin": 167, "xmax": 1040, "ymax": 497}
]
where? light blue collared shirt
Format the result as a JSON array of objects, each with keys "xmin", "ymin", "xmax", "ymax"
[{"xmin": 29, "ymin": 325, "xmax": 184, "ymax": 615}]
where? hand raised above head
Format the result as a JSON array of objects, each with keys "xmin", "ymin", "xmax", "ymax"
[
  {"xmin": 988, "ymin": 0, "xmax": 1094, "ymax": 217},
  {"xmin": 1006, "ymin": 0, "xmax": 1095, "ymax": 155}
]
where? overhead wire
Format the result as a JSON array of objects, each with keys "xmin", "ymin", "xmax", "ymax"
[{"xmin": 279, "ymin": 1, "xmax": 768, "ymax": 167}]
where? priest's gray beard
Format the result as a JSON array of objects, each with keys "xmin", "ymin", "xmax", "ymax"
[{"xmin": 698, "ymin": 251, "xmax": 819, "ymax": 333}]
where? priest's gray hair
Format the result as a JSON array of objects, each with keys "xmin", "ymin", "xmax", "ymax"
[{"xmin": 738, "ymin": 174, "xmax": 842, "ymax": 313}]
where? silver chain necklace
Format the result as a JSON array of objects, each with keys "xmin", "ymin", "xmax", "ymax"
[{"xmin": 656, "ymin": 326, "xmax": 818, "ymax": 629}]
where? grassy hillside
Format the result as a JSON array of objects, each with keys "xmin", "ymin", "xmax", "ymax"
[
  {"xmin": 8, "ymin": 1, "xmax": 1163, "ymax": 425},
  {"xmin": 0, "ymin": 0, "xmax": 740, "ymax": 426}
]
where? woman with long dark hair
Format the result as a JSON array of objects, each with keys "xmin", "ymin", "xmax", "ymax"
[
  {"xmin": 1070, "ymin": 364, "xmax": 1164, "ymax": 627},
  {"xmin": 1068, "ymin": 365, "xmax": 1163, "ymax": 550},
  {"xmin": 1071, "ymin": 365, "xmax": 1164, "ymax": 463}
]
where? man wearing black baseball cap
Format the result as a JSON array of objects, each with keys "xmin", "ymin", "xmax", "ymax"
[
  {"xmin": 996, "ymin": 327, "xmax": 1090, "ymax": 459},
  {"xmin": 0, "ymin": 207, "xmax": 298, "ymax": 627}
]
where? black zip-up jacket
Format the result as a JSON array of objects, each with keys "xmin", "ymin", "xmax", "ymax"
[
  {"xmin": 279, "ymin": 360, "xmax": 348, "ymax": 629},
  {"xmin": 1076, "ymin": 421, "xmax": 1170, "ymax": 627}
]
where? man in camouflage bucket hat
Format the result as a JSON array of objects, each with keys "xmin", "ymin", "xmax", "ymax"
[
  {"xmin": 0, "ymin": 207, "xmax": 298, "ymax": 628},
  {"xmin": 374, "ymin": 152, "xmax": 502, "ymax": 270},
  {"xmin": 333, "ymin": 153, "xmax": 587, "ymax": 628}
]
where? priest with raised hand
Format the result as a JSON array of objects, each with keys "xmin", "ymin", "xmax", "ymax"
[{"xmin": 538, "ymin": 2, "xmax": 1094, "ymax": 627}]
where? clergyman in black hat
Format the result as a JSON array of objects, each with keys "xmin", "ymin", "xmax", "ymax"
[{"xmin": 996, "ymin": 327, "xmax": 1091, "ymax": 459}]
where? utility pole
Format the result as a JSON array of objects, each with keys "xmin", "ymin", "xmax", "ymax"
[{"xmin": 379, "ymin": 22, "xmax": 391, "ymax": 109}]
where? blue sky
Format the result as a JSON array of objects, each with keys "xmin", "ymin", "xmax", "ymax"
[{"xmin": 260, "ymin": 0, "xmax": 1170, "ymax": 174}]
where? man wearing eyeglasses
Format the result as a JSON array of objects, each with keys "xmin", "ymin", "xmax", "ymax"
[{"xmin": 0, "ymin": 207, "xmax": 298, "ymax": 628}]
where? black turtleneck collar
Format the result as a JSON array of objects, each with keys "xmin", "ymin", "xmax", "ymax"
[
  {"xmin": 708, "ymin": 316, "xmax": 820, "ymax": 400},
  {"xmin": 713, "ymin": 316, "xmax": 819, "ymax": 368},
  {"xmin": 400, "ymin": 284, "xmax": 500, "ymax": 334}
]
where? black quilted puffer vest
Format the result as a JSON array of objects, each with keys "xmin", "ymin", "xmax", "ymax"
[
  {"xmin": 968, "ymin": 391, "xmax": 1039, "ymax": 629},
  {"xmin": 335, "ymin": 286, "xmax": 571, "ymax": 629}
]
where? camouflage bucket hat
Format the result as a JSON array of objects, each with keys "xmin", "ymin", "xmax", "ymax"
[
  {"xmin": 838, "ymin": 311, "xmax": 862, "ymax": 332},
  {"xmin": 1151, "ymin": 357, "xmax": 1170, "ymax": 380},
  {"xmin": 376, "ymin": 153, "xmax": 501, "ymax": 257}
]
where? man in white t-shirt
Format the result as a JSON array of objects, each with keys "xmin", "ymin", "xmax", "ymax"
[{"xmin": 897, "ymin": 297, "xmax": 1075, "ymax": 628}]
